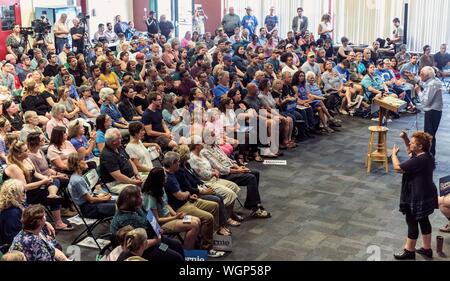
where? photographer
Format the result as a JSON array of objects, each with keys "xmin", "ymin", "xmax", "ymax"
[
  {"xmin": 6, "ymin": 24, "xmax": 25, "ymax": 60},
  {"xmin": 54, "ymin": 14, "xmax": 70, "ymax": 55},
  {"xmin": 70, "ymin": 18, "xmax": 85, "ymax": 54}
]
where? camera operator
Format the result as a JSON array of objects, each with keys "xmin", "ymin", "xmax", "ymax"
[
  {"xmin": 70, "ymin": 18, "xmax": 86, "ymax": 54},
  {"xmin": 6, "ymin": 24, "xmax": 25, "ymax": 60},
  {"xmin": 54, "ymin": 14, "xmax": 70, "ymax": 54},
  {"xmin": 32, "ymin": 24, "xmax": 53, "ymax": 55}
]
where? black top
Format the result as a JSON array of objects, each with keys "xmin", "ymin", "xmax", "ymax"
[
  {"xmin": 145, "ymin": 18, "xmax": 159, "ymax": 35},
  {"xmin": 5, "ymin": 113, "xmax": 23, "ymax": 131},
  {"xmin": 159, "ymin": 21, "xmax": 174, "ymax": 38},
  {"xmin": 434, "ymin": 52, "xmax": 450, "ymax": 71},
  {"xmin": 399, "ymin": 153, "xmax": 438, "ymax": 220},
  {"xmin": 99, "ymin": 146, "xmax": 135, "ymax": 183},
  {"xmin": 133, "ymin": 95, "xmax": 149, "ymax": 112},
  {"xmin": 68, "ymin": 67, "xmax": 84, "ymax": 86},
  {"xmin": 22, "ymin": 95, "xmax": 51, "ymax": 116},
  {"xmin": 243, "ymin": 95, "xmax": 262, "ymax": 111},
  {"xmin": 43, "ymin": 64, "xmax": 59, "ymax": 77},
  {"xmin": 175, "ymin": 164, "xmax": 203, "ymax": 196},
  {"xmin": 70, "ymin": 26, "xmax": 85, "ymax": 52},
  {"xmin": 118, "ymin": 99, "xmax": 139, "ymax": 122},
  {"xmin": 142, "ymin": 108, "xmax": 164, "ymax": 134}
]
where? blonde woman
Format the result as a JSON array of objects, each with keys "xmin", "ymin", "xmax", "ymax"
[
  {"xmin": 3, "ymin": 142, "xmax": 73, "ymax": 231},
  {"xmin": 0, "ymin": 180, "xmax": 57, "ymax": 245},
  {"xmin": 117, "ymin": 228, "xmax": 149, "ymax": 261}
]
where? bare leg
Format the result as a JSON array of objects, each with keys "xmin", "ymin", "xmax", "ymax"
[
  {"xmin": 52, "ymin": 210, "xmax": 68, "ymax": 229},
  {"xmin": 405, "ymin": 238, "xmax": 417, "ymax": 252},
  {"xmin": 422, "ymin": 234, "xmax": 432, "ymax": 250},
  {"xmin": 47, "ymin": 185, "xmax": 60, "ymax": 198}
]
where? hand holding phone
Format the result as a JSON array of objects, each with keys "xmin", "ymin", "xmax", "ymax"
[{"xmin": 183, "ymin": 215, "xmax": 192, "ymax": 224}]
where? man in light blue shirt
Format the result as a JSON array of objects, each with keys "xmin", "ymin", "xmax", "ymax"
[
  {"xmin": 242, "ymin": 7, "xmax": 259, "ymax": 37},
  {"xmin": 212, "ymin": 71, "xmax": 230, "ymax": 107},
  {"xmin": 417, "ymin": 66, "xmax": 443, "ymax": 156}
]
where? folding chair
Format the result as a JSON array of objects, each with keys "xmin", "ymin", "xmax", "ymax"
[{"xmin": 63, "ymin": 170, "xmax": 113, "ymax": 250}]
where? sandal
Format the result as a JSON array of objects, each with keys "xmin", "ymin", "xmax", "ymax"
[
  {"xmin": 227, "ymin": 218, "xmax": 241, "ymax": 227},
  {"xmin": 232, "ymin": 214, "xmax": 244, "ymax": 222},
  {"xmin": 217, "ymin": 227, "xmax": 231, "ymax": 236},
  {"xmin": 55, "ymin": 224, "xmax": 75, "ymax": 231},
  {"xmin": 254, "ymin": 154, "xmax": 264, "ymax": 162}
]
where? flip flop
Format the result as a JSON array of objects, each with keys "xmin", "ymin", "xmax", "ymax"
[{"xmin": 55, "ymin": 224, "xmax": 74, "ymax": 231}]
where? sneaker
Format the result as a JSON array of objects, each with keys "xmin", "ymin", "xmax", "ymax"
[
  {"xmin": 371, "ymin": 117, "xmax": 379, "ymax": 122},
  {"xmin": 393, "ymin": 249, "xmax": 416, "ymax": 260},
  {"xmin": 251, "ymin": 208, "xmax": 271, "ymax": 219},
  {"xmin": 208, "ymin": 249, "xmax": 226, "ymax": 258},
  {"xmin": 440, "ymin": 224, "xmax": 450, "ymax": 233}
]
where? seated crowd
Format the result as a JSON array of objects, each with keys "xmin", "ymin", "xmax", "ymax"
[{"xmin": 0, "ymin": 8, "xmax": 449, "ymax": 261}]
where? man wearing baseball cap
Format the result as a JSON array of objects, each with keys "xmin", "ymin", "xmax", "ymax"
[{"xmin": 242, "ymin": 6, "xmax": 259, "ymax": 38}]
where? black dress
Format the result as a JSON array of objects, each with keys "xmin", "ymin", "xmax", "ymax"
[{"xmin": 399, "ymin": 153, "xmax": 438, "ymax": 220}]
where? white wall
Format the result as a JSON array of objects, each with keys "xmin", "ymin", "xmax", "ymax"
[
  {"xmin": 86, "ymin": 0, "xmax": 133, "ymax": 39},
  {"xmin": 21, "ymin": 0, "xmax": 71, "ymax": 26}
]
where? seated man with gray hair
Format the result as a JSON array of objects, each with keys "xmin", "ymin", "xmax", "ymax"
[{"xmin": 99, "ymin": 128, "xmax": 144, "ymax": 194}]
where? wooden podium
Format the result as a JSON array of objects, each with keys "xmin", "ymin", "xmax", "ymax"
[{"xmin": 366, "ymin": 96, "xmax": 407, "ymax": 173}]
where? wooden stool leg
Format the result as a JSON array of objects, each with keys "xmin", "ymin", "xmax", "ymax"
[
  {"xmin": 383, "ymin": 132, "xmax": 389, "ymax": 173},
  {"xmin": 367, "ymin": 132, "xmax": 375, "ymax": 172}
]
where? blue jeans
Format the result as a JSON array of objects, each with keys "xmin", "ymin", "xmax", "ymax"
[{"xmin": 55, "ymin": 37, "xmax": 68, "ymax": 54}]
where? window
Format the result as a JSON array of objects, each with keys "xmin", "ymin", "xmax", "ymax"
[{"xmin": 1, "ymin": 5, "xmax": 17, "ymax": 31}]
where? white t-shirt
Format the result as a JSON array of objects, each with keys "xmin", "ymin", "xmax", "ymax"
[{"xmin": 125, "ymin": 141, "xmax": 154, "ymax": 170}]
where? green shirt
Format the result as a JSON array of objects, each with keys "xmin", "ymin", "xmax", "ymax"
[{"xmin": 143, "ymin": 193, "xmax": 170, "ymax": 218}]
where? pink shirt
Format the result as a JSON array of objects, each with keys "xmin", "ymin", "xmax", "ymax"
[
  {"xmin": 46, "ymin": 117, "xmax": 69, "ymax": 138},
  {"xmin": 47, "ymin": 141, "xmax": 77, "ymax": 163}
]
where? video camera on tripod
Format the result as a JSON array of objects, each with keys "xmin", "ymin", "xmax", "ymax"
[
  {"xmin": 19, "ymin": 15, "xmax": 52, "ymax": 39},
  {"xmin": 77, "ymin": 12, "xmax": 90, "ymax": 25}
]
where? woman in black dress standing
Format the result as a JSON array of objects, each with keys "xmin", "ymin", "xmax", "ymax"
[{"xmin": 392, "ymin": 131, "xmax": 438, "ymax": 260}]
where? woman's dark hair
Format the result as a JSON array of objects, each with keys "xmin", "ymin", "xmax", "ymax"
[
  {"xmin": 117, "ymin": 185, "xmax": 142, "ymax": 212},
  {"xmin": 189, "ymin": 87, "xmax": 201, "ymax": 102},
  {"xmin": 192, "ymin": 31, "xmax": 200, "ymax": 42},
  {"xmin": 292, "ymin": 70, "xmax": 306, "ymax": 86},
  {"xmin": 423, "ymin": 45, "xmax": 431, "ymax": 53},
  {"xmin": 50, "ymin": 126, "xmax": 66, "ymax": 149},
  {"xmin": 133, "ymin": 83, "xmax": 145, "ymax": 94},
  {"xmin": 142, "ymin": 168, "xmax": 165, "ymax": 205},
  {"xmin": 119, "ymin": 51, "xmax": 128, "ymax": 60},
  {"xmin": 96, "ymin": 114, "xmax": 108, "ymax": 132},
  {"xmin": 219, "ymin": 97, "xmax": 233, "ymax": 113},
  {"xmin": 2, "ymin": 100, "xmax": 13, "ymax": 117},
  {"xmin": 121, "ymin": 86, "xmax": 132, "ymax": 102},
  {"xmin": 129, "ymin": 122, "xmax": 144, "ymax": 137},
  {"xmin": 258, "ymin": 78, "xmax": 270, "ymax": 92},
  {"xmin": 21, "ymin": 205, "xmax": 46, "ymax": 231},
  {"xmin": 42, "ymin": 76, "xmax": 53, "ymax": 87},
  {"xmin": 175, "ymin": 61, "xmax": 185, "ymax": 72},
  {"xmin": 100, "ymin": 61, "xmax": 110, "ymax": 74},
  {"xmin": 26, "ymin": 132, "xmax": 42, "ymax": 150},
  {"xmin": 227, "ymin": 88, "xmax": 240, "ymax": 100}
]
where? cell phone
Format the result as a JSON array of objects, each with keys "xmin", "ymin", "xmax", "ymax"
[
  {"xmin": 183, "ymin": 215, "xmax": 192, "ymax": 224},
  {"xmin": 159, "ymin": 243, "xmax": 168, "ymax": 252}
]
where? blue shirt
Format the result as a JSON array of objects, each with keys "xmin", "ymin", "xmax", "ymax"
[
  {"xmin": 68, "ymin": 174, "xmax": 91, "ymax": 206},
  {"xmin": 101, "ymin": 103, "xmax": 123, "ymax": 125},
  {"xmin": 67, "ymin": 85, "xmax": 80, "ymax": 100},
  {"xmin": 334, "ymin": 65, "xmax": 350, "ymax": 82},
  {"xmin": 10, "ymin": 230, "xmax": 56, "ymax": 261},
  {"xmin": 305, "ymin": 82, "xmax": 323, "ymax": 97},
  {"xmin": 164, "ymin": 172, "xmax": 186, "ymax": 211},
  {"xmin": 375, "ymin": 69, "xmax": 394, "ymax": 82},
  {"xmin": 93, "ymin": 130, "xmax": 105, "ymax": 156},
  {"xmin": 264, "ymin": 15, "xmax": 278, "ymax": 32},
  {"xmin": 400, "ymin": 62, "xmax": 419, "ymax": 79},
  {"xmin": 70, "ymin": 136, "xmax": 94, "ymax": 160},
  {"xmin": 212, "ymin": 84, "xmax": 230, "ymax": 107},
  {"xmin": 0, "ymin": 207, "xmax": 22, "ymax": 245},
  {"xmin": 242, "ymin": 15, "xmax": 259, "ymax": 37}
]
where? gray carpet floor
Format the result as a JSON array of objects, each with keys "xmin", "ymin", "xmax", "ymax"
[{"xmin": 56, "ymin": 93, "xmax": 450, "ymax": 261}]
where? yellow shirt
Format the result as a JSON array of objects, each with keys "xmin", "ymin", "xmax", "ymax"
[{"xmin": 100, "ymin": 73, "xmax": 120, "ymax": 89}]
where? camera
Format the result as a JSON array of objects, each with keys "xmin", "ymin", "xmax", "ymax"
[
  {"xmin": 77, "ymin": 12, "xmax": 90, "ymax": 23},
  {"xmin": 31, "ymin": 18, "xmax": 51, "ymax": 35},
  {"xmin": 20, "ymin": 27, "xmax": 34, "ymax": 37}
]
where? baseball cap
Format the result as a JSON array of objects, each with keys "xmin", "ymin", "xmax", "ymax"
[
  {"xmin": 135, "ymin": 52, "xmax": 145, "ymax": 60},
  {"xmin": 223, "ymin": 55, "xmax": 232, "ymax": 61},
  {"xmin": 307, "ymin": 52, "xmax": 315, "ymax": 58},
  {"xmin": 286, "ymin": 44, "xmax": 294, "ymax": 49},
  {"xmin": 376, "ymin": 59, "xmax": 384, "ymax": 66},
  {"xmin": 245, "ymin": 6, "xmax": 252, "ymax": 11}
]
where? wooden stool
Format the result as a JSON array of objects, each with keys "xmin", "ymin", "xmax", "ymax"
[{"xmin": 366, "ymin": 126, "xmax": 389, "ymax": 173}]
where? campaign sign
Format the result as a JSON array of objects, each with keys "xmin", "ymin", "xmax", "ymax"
[
  {"xmin": 184, "ymin": 250, "xmax": 208, "ymax": 261},
  {"xmin": 213, "ymin": 234, "xmax": 232, "ymax": 252}
]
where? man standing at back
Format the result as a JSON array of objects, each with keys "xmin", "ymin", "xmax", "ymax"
[
  {"xmin": 241, "ymin": 7, "xmax": 259, "ymax": 38},
  {"xmin": 292, "ymin": 7, "xmax": 308, "ymax": 36},
  {"xmin": 434, "ymin": 44, "xmax": 450, "ymax": 77},
  {"xmin": 264, "ymin": 7, "xmax": 279, "ymax": 34},
  {"xmin": 222, "ymin": 7, "xmax": 241, "ymax": 38},
  {"xmin": 53, "ymin": 13, "xmax": 70, "ymax": 54}
]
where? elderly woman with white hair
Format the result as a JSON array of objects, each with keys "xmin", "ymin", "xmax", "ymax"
[
  {"xmin": 99, "ymin": 87, "xmax": 129, "ymax": 136},
  {"xmin": 46, "ymin": 104, "xmax": 70, "ymax": 138},
  {"xmin": 19, "ymin": 111, "xmax": 49, "ymax": 144}
]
